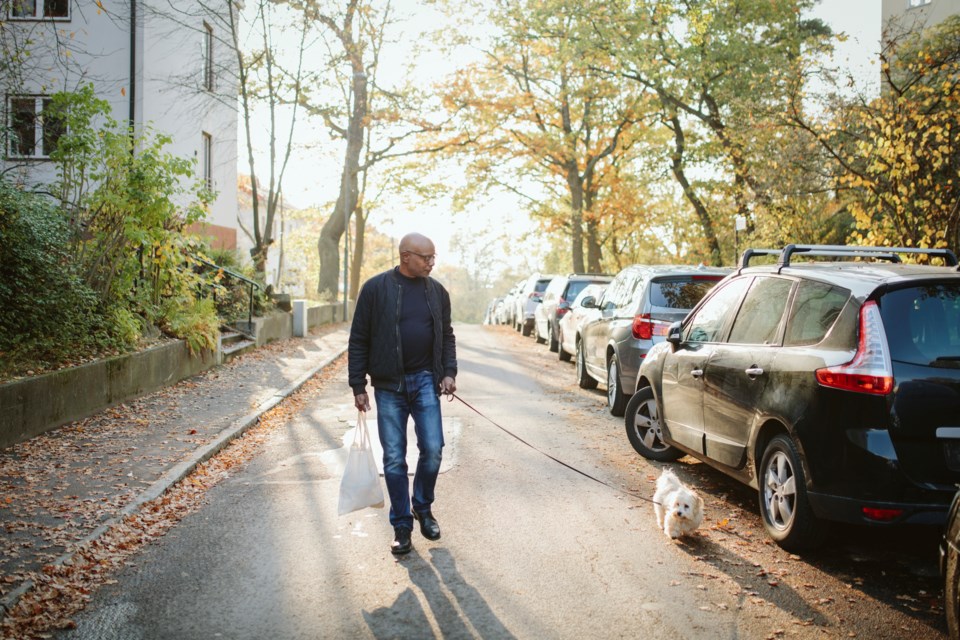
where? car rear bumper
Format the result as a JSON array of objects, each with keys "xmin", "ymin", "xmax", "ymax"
[{"xmin": 807, "ymin": 491, "xmax": 951, "ymax": 526}]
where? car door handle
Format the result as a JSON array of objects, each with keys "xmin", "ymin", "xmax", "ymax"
[
  {"xmin": 691, "ymin": 369, "xmax": 704, "ymax": 378},
  {"xmin": 745, "ymin": 367, "xmax": 764, "ymax": 377}
]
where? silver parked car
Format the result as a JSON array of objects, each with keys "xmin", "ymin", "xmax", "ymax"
[{"xmin": 577, "ymin": 264, "xmax": 729, "ymax": 416}]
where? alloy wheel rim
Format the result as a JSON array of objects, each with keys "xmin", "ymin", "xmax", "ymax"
[
  {"xmin": 763, "ymin": 450, "xmax": 797, "ymax": 531},
  {"xmin": 635, "ymin": 400, "xmax": 668, "ymax": 452},
  {"xmin": 608, "ymin": 361, "xmax": 618, "ymax": 406}
]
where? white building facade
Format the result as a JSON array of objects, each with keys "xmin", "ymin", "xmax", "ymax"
[{"xmin": 2, "ymin": 0, "xmax": 239, "ymax": 249}]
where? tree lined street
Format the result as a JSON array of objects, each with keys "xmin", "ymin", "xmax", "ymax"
[{"xmin": 35, "ymin": 325, "xmax": 947, "ymax": 639}]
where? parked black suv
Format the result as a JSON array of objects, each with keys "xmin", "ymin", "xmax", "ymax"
[{"xmin": 628, "ymin": 244, "xmax": 960, "ymax": 550}]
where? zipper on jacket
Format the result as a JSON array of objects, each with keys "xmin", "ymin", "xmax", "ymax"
[{"xmin": 394, "ymin": 282, "xmax": 403, "ymax": 392}]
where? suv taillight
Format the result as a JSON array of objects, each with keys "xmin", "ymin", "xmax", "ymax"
[
  {"xmin": 632, "ymin": 314, "xmax": 671, "ymax": 340},
  {"xmin": 815, "ymin": 301, "xmax": 893, "ymax": 395}
]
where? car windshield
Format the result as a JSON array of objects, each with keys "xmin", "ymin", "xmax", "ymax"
[
  {"xmin": 651, "ymin": 277, "xmax": 723, "ymax": 311},
  {"xmin": 565, "ymin": 280, "xmax": 595, "ymax": 302},
  {"xmin": 880, "ymin": 284, "xmax": 960, "ymax": 366},
  {"xmin": 573, "ymin": 284, "xmax": 604, "ymax": 306}
]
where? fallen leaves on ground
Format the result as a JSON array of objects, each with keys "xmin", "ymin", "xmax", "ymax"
[{"xmin": 0, "ymin": 332, "xmax": 346, "ymax": 639}]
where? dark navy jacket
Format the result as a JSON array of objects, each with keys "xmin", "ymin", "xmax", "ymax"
[{"xmin": 348, "ymin": 267, "xmax": 457, "ymax": 396}]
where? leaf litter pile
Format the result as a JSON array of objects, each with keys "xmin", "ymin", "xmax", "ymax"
[{"xmin": 0, "ymin": 328, "xmax": 346, "ymax": 639}]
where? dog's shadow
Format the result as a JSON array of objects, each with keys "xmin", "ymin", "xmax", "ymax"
[{"xmin": 670, "ymin": 534, "xmax": 828, "ymax": 625}]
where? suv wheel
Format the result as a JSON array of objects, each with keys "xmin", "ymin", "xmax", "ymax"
[
  {"xmin": 576, "ymin": 341, "xmax": 598, "ymax": 390},
  {"xmin": 535, "ymin": 323, "xmax": 546, "ymax": 344},
  {"xmin": 624, "ymin": 387, "xmax": 682, "ymax": 461},
  {"xmin": 557, "ymin": 329, "xmax": 571, "ymax": 361},
  {"xmin": 607, "ymin": 356, "xmax": 628, "ymax": 416},
  {"xmin": 758, "ymin": 434, "xmax": 828, "ymax": 551},
  {"xmin": 548, "ymin": 324, "xmax": 559, "ymax": 353}
]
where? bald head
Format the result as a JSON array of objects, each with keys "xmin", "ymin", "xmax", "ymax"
[{"xmin": 398, "ymin": 233, "xmax": 436, "ymax": 278}]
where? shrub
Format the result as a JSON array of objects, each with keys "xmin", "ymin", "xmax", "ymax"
[
  {"xmin": 160, "ymin": 295, "xmax": 219, "ymax": 356},
  {"xmin": 0, "ymin": 180, "xmax": 117, "ymax": 372}
]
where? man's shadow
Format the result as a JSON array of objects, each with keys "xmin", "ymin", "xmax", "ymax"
[{"xmin": 362, "ymin": 547, "xmax": 517, "ymax": 639}]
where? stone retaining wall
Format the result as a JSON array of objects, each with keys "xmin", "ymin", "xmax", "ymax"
[{"xmin": 0, "ymin": 301, "xmax": 350, "ymax": 449}]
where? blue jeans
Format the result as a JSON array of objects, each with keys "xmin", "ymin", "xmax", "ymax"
[{"xmin": 374, "ymin": 370, "xmax": 444, "ymax": 530}]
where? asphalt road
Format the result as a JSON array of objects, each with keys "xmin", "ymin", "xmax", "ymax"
[{"xmin": 59, "ymin": 324, "xmax": 947, "ymax": 639}]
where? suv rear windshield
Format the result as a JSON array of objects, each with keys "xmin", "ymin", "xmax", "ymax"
[
  {"xmin": 880, "ymin": 284, "xmax": 960, "ymax": 366},
  {"xmin": 650, "ymin": 277, "xmax": 724, "ymax": 311}
]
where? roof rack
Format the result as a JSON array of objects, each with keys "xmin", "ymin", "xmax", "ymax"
[{"xmin": 738, "ymin": 244, "xmax": 959, "ymax": 271}]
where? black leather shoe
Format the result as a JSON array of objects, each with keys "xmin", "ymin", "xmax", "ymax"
[
  {"xmin": 392, "ymin": 527, "xmax": 412, "ymax": 555},
  {"xmin": 413, "ymin": 510, "xmax": 441, "ymax": 541}
]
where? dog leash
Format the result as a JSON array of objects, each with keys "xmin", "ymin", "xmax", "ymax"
[{"xmin": 446, "ymin": 392, "xmax": 659, "ymax": 505}]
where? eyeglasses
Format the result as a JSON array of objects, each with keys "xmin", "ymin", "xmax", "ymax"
[{"xmin": 406, "ymin": 251, "xmax": 437, "ymax": 263}]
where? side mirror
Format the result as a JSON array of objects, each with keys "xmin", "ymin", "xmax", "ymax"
[
  {"xmin": 580, "ymin": 296, "xmax": 597, "ymax": 309},
  {"xmin": 666, "ymin": 321, "xmax": 682, "ymax": 346}
]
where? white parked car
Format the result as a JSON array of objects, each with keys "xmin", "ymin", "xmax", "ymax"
[{"xmin": 557, "ymin": 283, "xmax": 608, "ymax": 363}]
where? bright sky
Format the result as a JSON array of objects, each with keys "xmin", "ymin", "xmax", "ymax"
[
  {"xmin": 810, "ymin": 0, "xmax": 883, "ymax": 98},
  {"xmin": 256, "ymin": 1, "xmax": 884, "ymax": 269}
]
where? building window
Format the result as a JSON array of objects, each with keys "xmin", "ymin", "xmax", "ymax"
[
  {"xmin": 908, "ymin": 0, "xmax": 932, "ymax": 7},
  {"xmin": 10, "ymin": 0, "xmax": 70, "ymax": 20},
  {"xmin": 7, "ymin": 96, "xmax": 65, "ymax": 159},
  {"xmin": 202, "ymin": 132, "xmax": 212, "ymax": 191},
  {"xmin": 203, "ymin": 22, "xmax": 215, "ymax": 92}
]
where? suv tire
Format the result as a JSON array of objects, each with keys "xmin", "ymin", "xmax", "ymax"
[
  {"xmin": 576, "ymin": 341, "xmax": 598, "ymax": 390},
  {"xmin": 535, "ymin": 324, "xmax": 546, "ymax": 344},
  {"xmin": 558, "ymin": 329, "xmax": 571, "ymax": 361},
  {"xmin": 607, "ymin": 356, "xmax": 628, "ymax": 416},
  {"xmin": 548, "ymin": 324, "xmax": 559, "ymax": 353},
  {"xmin": 624, "ymin": 387, "xmax": 683, "ymax": 461},
  {"xmin": 758, "ymin": 434, "xmax": 828, "ymax": 551}
]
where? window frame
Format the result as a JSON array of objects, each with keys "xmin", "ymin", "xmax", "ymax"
[
  {"xmin": 6, "ymin": 95, "xmax": 64, "ymax": 160},
  {"xmin": 201, "ymin": 132, "xmax": 213, "ymax": 191},
  {"xmin": 8, "ymin": 0, "xmax": 71, "ymax": 21},
  {"xmin": 203, "ymin": 21, "xmax": 215, "ymax": 92},
  {"xmin": 908, "ymin": 0, "xmax": 932, "ymax": 8},
  {"xmin": 726, "ymin": 276, "xmax": 794, "ymax": 346},
  {"xmin": 682, "ymin": 276, "xmax": 753, "ymax": 344}
]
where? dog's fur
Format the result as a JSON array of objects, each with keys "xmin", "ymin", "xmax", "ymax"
[{"xmin": 653, "ymin": 469, "xmax": 704, "ymax": 539}]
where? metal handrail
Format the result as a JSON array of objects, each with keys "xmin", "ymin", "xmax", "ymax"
[{"xmin": 194, "ymin": 257, "xmax": 261, "ymax": 327}]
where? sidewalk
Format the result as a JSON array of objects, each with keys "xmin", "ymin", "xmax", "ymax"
[{"xmin": 0, "ymin": 323, "xmax": 349, "ymax": 616}]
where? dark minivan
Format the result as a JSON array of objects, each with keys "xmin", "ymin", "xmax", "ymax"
[{"xmin": 629, "ymin": 244, "xmax": 960, "ymax": 550}]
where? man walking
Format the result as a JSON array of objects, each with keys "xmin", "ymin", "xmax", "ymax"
[{"xmin": 348, "ymin": 232, "xmax": 457, "ymax": 555}]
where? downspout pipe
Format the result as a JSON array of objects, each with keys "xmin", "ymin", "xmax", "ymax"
[{"xmin": 129, "ymin": 0, "xmax": 136, "ymax": 153}]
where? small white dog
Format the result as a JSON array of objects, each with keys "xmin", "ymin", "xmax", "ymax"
[{"xmin": 653, "ymin": 469, "xmax": 704, "ymax": 539}]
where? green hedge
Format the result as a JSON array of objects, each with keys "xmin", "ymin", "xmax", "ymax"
[{"xmin": 0, "ymin": 181, "xmax": 107, "ymax": 370}]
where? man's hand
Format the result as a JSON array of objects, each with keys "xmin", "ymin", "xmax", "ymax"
[
  {"xmin": 440, "ymin": 376, "xmax": 457, "ymax": 396},
  {"xmin": 354, "ymin": 393, "xmax": 371, "ymax": 412}
]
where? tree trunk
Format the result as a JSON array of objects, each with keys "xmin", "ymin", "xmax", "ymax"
[
  {"xmin": 350, "ymin": 205, "xmax": 366, "ymax": 300},
  {"xmin": 317, "ymin": 66, "xmax": 367, "ymax": 299},
  {"xmin": 667, "ymin": 111, "xmax": 721, "ymax": 265},
  {"xmin": 586, "ymin": 219, "xmax": 602, "ymax": 273},
  {"xmin": 565, "ymin": 162, "xmax": 585, "ymax": 272}
]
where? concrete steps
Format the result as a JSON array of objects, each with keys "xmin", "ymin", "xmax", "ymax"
[{"xmin": 220, "ymin": 328, "xmax": 257, "ymax": 362}]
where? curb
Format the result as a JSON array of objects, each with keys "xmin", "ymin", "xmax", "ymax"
[{"xmin": 0, "ymin": 344, "xmax": 347, "ymax": 618}]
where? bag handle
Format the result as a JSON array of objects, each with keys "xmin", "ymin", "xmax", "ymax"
[{"xmin": 354, "ymin": 410, "xmax": 370, "ymax": 449}]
